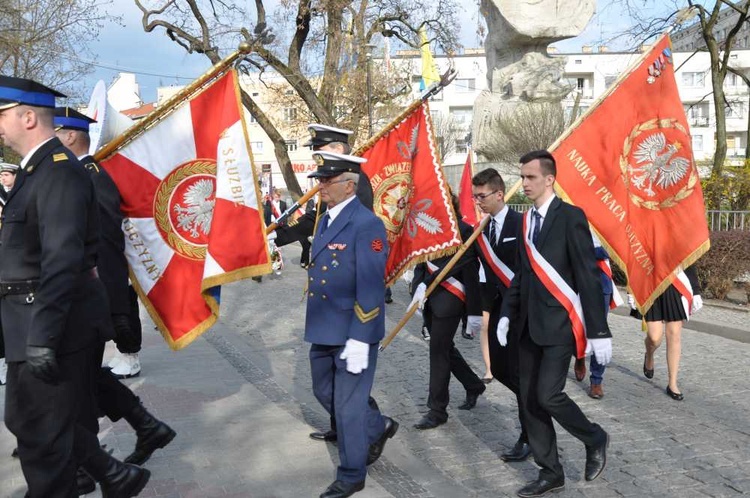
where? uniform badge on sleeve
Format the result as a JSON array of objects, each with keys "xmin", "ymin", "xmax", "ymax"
[{"xmin": 371, "ymin": 239, "xmax": 384, "ymax": 253}]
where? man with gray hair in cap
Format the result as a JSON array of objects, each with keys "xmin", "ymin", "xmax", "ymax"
[
  {"xmin": 305, "ymin": 151, "xmax": 398, "ymax": 497},
  {"xmin": 0, "ymin": 75, "xmax": 149, "ymax": 497}
]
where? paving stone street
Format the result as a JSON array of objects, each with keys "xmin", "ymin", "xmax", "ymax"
[{"xmin": 1, "ymin": 242, "xmax": 748, "ymax": 498}]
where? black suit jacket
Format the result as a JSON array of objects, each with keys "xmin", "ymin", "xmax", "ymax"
[
  {"xmin": 0, "ymin": 138, "xmax": 110, "ymax": 361},
  {"xmin": 263, "ymin": 199, "xmax": 288, "ymax": 226},
  {"xmin": 412, "ymin": 220, "xmax": 481, "ymax": 318},
  {"xmin": 501, "ymin": 197, "xmax": 610, "ymax": 346},
  {"xmin": 80, "ymin": 155, "xmax": 129, "ymax": 316}
]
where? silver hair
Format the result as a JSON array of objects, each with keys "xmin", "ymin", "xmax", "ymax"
[{"xmin": 342, "ymin": 172, "xmax": 359, "ymax": 184}]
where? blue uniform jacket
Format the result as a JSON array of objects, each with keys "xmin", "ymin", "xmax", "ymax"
[{"xmin": 304, "ymin": 197, "xmax": 387, "ymax": 346}]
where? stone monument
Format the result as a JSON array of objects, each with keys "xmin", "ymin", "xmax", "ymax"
[{"xmin": 473, "ymin": 0, "xmax": 596, "ymax": 170}]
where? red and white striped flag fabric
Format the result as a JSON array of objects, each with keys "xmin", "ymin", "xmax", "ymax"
[{"xmin": 101, "ymin": 70, "xmax": 271, "ymax": 350}]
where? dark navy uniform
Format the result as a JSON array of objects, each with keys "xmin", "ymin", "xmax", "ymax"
[
  {"xmin": 412, "ymin": 220, "xmax": 484, "ymax": 424},
  {"xmin": 0, "ymin": 137, "xmax": 111, "ymax": 497},
  {"xmin": 306, "ymin": 152, "xmax": 396, "ymax": 492}
]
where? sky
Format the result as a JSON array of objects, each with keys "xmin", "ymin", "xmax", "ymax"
[{"xmin": 82, "ymin": 0, "xmax": 677, "ymax": 105}]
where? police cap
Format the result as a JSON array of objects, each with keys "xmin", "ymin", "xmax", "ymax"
[
  {"xmin": 54, "ymin": 107, "xmax": 97, "ymax": 132},
  {"xmin": 308, "ymin": 151, "xmax": 367, "ymax": 179},
  {"xmin": 303, "ymin": 124, "xmax": 353, "ymax": 148},
  {"xmin": 0, "ymin": 76, "xmax": 65, "ymax": 111}
]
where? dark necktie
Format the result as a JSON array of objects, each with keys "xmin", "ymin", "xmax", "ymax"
[
  {"xmin": 488, "ymin": 218, "xmax": 496, "ymax": 246},
  {"xmin": 531, "ymin": 210, "xmax": 541, "ymax": 245},
  {"xmin": 318, "ymin": 213, "xmax": 330, "ymax": 236}
]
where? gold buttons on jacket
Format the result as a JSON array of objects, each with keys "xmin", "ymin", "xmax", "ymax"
[
  {"xmin": 322, "ymin": 266, "xmax": 328, "ymax": 271},
  {"xmin": 321, "ymin": 280, "xmax": 326, "ymax": 285}
]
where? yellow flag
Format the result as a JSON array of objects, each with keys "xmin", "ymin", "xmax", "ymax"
[{"xmin": 419, "ymin": 26, "xmax": 440, "ymax": 91}]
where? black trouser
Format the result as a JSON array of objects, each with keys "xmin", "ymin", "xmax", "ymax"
[
  {"xmin": 6, "ymin": 346, "xmax": 102, "ymax": 498},
  {"xmin": 114, "ymin": 286, "xmax": 142, "ymax": 354},
  {"xmin": 93, "ymin": 342, "xmax": 140, "ymax": 422},
  {"xmin": 488, "ymin": 303, "xmax": 528, "ymax": 443},
  {"xmin": 300, "ymin": 237, "xmax": 311, "ymax": 266},
  {"xmin": 518, "ymin": 325, "xmax": 606, "ymax": 481},
  {"xmin": 425, "ymin": 311, "xmax": 483, "ymax": 420}
]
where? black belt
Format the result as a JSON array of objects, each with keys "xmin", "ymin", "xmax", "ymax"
[{"xmin": 0, "ymin": 280, "xmax": 38, "ymax": 297}]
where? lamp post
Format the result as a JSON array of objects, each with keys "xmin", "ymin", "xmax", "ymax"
[{"xmin": 365, "ymin": 43, "xmax": 377, "ymax": 138}]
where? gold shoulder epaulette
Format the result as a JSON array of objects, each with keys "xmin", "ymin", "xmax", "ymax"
[
  {"xmin": 84, "ymin": 162, "xmax": 100, "ymax": 173},
  {"xmin": 53, "ymin": 153, "xmax": 68, "ymax": 162}
]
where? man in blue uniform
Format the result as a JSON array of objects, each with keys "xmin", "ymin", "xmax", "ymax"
[
  {"xmin": 306, "ymin": 151, "xmax": 398, "ymax": 498},
  {"xmin": 0, "ymin": 76, "xmax": 149, "ymax": 498}
]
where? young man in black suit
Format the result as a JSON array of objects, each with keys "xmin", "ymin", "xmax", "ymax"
[
  {"xmin": 471, "ymin": 168, "xmax": 530, "ymax": 462},
  {"xmin": 499, "ymin": 150, "xmax": 611, "ymax": 497}
]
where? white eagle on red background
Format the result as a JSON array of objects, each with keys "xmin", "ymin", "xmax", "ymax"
[{"xmin": 629, "ymin": 132, "xmax": 691, "ymax": 197}]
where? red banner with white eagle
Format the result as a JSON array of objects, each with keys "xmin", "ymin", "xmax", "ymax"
[
  {"xmin": 100, "ymin": 70, "xmax": 271, "ymax": 350},
  {"xmin": 358, "ymin": 101, "xmax": 462, "ymax": 284},
  {"xmin": 551, "ymin": 35, "xmax": 709, "ymax": 312}
]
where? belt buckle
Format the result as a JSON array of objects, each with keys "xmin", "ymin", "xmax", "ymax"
[{"xmin": 25, "ymin": 292, "xmax": 34, "ymax": 304}]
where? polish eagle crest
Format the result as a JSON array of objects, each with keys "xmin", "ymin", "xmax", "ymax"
[
  {"xmin": 629, "ymin": 132, "xmax": 691, "ymax": 197},
  {"xmin": 173, "ymin": 179, "xmax": 215, "ymax": 238}
]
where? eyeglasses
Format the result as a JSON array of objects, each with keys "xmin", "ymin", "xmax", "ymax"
[
  {"xmin": 472, "ymin": 190, "xmax": 499, "ymax": 201},
  {"xmin": 317, "ymin": 177, "xmax": 352, "ymax": 186}
]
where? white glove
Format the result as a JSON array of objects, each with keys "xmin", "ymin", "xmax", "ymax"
[
  {"xmin": 585, "ymin": 338, "xmax": 612, "ymax": 365},
  {"xmin": 339, "ymin": 338, "xmax": 370, "ymax": 374},
  {"xmin": 627, "ymin": 293, "xmax": 636, "ymax": 310},
  {"xmin": 267, "ymin": 230, "xmax": 277, "ymax": 241},
  {"xmin": 409, "ymin": 283, "xmax": 427, "ymax": 314},
  {"xmin": 691, "ymin": 294, "xmax": 703, "ymax": 314},
  {"xmin": 467, "ymin": 315, "xmax": 482, "ymax": 337},
  {"xmin": 496, "ymin": 317, "xmax": 509, "ymax": 347},
  {"xmin": 401, "ymin": 269, "xmax": 414, "ymax": 285}
]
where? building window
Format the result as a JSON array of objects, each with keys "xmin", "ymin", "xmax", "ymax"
[
  {"xmin": 248, "ymin": 113, "xmax": 258, "ymax": 124},
  {"xmin": 455, "ymin": 78, "xmax": 476, "ymax": 93},
  {"xmin": 449, "ymin": 106, "xmax": 473, "ymax": 126},
  {"xmin": 283, "ymin": 107, "xmax": 297, "ymax": 122},
  {"xmin": 691, "ymin": 135, "xmax": 703, "ymax": 151},
  {"xmin": 455, "ymin": 138, "xmax": 468, "ymax": 154},
  {"xmin": 576, "ymin": 78, "xmax": 585, "ymax": 90},
  {"xmin": 251, "ymin": 141, "xmax": 264, "ymax": 152},
  {"xmin": 682, "ymin": 72, "xmax": 705, "ymax": 87},
  {"xmin": 684, "ymin": 103, "xmax": 709, "ymax": 127},
  {"xmin": 333, "ymin": 105, "xmax": 347, "ymax": 120},
  {"xmin": 285, "ymin": 140, "xmax": 298, "ymax": 152},
  {"xmin": 726, "ymin": 102, "xmax": 744, "ymax": 119}
]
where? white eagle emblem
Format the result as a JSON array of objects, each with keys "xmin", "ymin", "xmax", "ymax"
[
  {"xmin": 173, "ymin": 179, "xmax": 215, "ymax": 238},
  {"xmin": 629, "ymin": 132, "xmax": 691, "ymax": 197}
]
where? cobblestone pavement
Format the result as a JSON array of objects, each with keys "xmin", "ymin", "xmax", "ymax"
[{"xmin": 1, "ymin": 243, "xmax": 749, "ymax": 497}]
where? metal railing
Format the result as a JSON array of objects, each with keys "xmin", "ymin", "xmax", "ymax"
[{"xmin": 707, "ymin": 210, "xmax": 749, "ymax": 231}]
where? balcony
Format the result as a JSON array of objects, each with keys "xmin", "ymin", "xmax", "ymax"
[{"xmin": 689, "ymin": 116, "xmax": 709, "ymax": 127}]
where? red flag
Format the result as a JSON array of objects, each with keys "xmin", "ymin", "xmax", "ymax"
[
  {"xmin": 458, "ymin": 149, "xmax": 478, "ymax": 226},
  {"xmin": 101, "ymin": 70, "xmax": 271, "ymax": 350},
  {"xmin": 359, "ymin": 101, "xmax": 462, "ymax": 284},
  {"xmin": 552, "ymin": 35, "xmax": 709, "ymax": 311}
]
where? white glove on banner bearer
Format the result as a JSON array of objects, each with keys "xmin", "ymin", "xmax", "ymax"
[
  {"xmin": 467, "ymin": 316, "xmax": 482, "ymax": 337},
  {"xmin": 585, "ymin": 338, "xmax": 612, "ymax": 365},
  {"xmin": 691, "ymin": 295, "xmax": 703, "ymax": 314},
  {"xmin": 409, "ymin": 283, "xmax": 427, "ymax": 315},
  {"xmin": 340, "ymin": 338, "xmax": 370, "ymax": 374},
  {"xmin": 627, "ymin": 293, "xmax": 636, "ymax": 310},
  {"xmin": 496, "ymin": 317, "xmax": 509, "ymax": 347}
]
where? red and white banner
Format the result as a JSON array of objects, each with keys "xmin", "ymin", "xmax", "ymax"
[
  {"xmin": 101, "ymin": 70, "xmax": 271, "ymax": 350},
  {"xmin": 458, "ymin": 150, "xmax": 479, "ymax": 226},
  {"xmin": 359, "ymin": 101, "xmax": 461, "ymax": 284},
  {"xmin": 523, "ymin": 211, "xmax": 587, "ymax": 359}
]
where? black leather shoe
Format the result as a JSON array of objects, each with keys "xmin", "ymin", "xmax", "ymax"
[
  {"xmin": 123, "ymin": 404, "xmax": 177, "ymax": 465},
  {"xmin": 458, "ymin": 384, "xmax": 486, "ymax": 410},
  {"xmin": 584, "ymin": 431, "xmax": 609, "ymax": 481},
  {"xmin": 77, "ymin": 468, "xmax": 96, "ymax": 495},
  {"xmin": 367, "ymin": 416, "xmax": 399, "ymax": 465},
  {"xmin": 413, "ymin": 413, "xmax": 447, "ymax": 430},
  {"xmin": 643, "ymin": 353, "xmax": 654, "ymax": 379},
  {"xmin": 310, "ymin": 429, "xmax": 338, "ymax": 442},
  {"xmin": 319, "ymin": 480, "xmax": 365, "ymax": 498},
  {"xmin": 99, "ymin": 464, "xmax": 151, "ymax": 498},
  {"xmin": 666, "ymin": 385, "xmax": 684, "ymax": 401},
  {"xmin": 501, "ymin": 438, "xmax": 531, "ymax": 462},
  {"xmin": 516, "ymin": 477, "xmax": 565, "ymax": 497}
]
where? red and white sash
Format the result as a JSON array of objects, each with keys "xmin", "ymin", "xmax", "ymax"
[
  {"xmin": 270, "ymin": 201, "xmax": 282, "ymax": 222},
  {"xmin": 671, "ymin": 270, "xmax": 694, "ymax": 319},
  {"xmin": 427, "ymin": 261, "xmax": 466, "ymax": 302},
  {"xmin": 476, "ymin": 216, "xmax": 515, "ymax": 288},
  {"xmin": 523, "ymin": 211, "xmax": 587, "ymax": 359},
  {"xmin": 596, "ymin": 259, "xmax": 625, "ymax": 309}
]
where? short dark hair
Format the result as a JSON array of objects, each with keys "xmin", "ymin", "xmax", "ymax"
[
  {"xmin": 472, "ymin": 168, "xmax": 505, "ymax": 192},
  {"xmin": 519, "ymin": 150, "xmax": 556, "ymax": 177}
]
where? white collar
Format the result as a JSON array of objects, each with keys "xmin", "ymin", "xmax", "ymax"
[
  {"xmin": 491, "ymin": 204, "xmax": 509, "ymax": 227},
  {"xmin": 326, "ymin": 195, "xmax": 356, "ymax": 224},
  {"xmin": 534, "ymin": 194, "xmax": 556, "ymax": 219},
  {"xmin": 20, "ymin": 137, "xmax": 55, "ymax": 169}
]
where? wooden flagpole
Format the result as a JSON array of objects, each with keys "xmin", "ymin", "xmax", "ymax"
[
  {"xmin": 94, "ymin": 42, "xmax": 253, "ymax": 163},
  {"xmin": 380, "ymin": 178, "xmax": 522, "ymax": 351}
]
